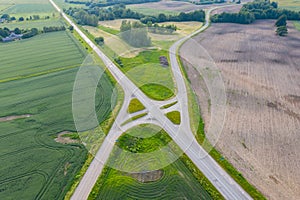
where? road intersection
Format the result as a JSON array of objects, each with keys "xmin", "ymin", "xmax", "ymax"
[{"xmin": 49, "ymin": 0, "xmax": 253, "ymax": 199}]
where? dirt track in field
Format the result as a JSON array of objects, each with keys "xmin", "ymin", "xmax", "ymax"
[
  {"xmin": 0, "ymin": 114, "xmax": 31, "ymax": 122},
  {"xmin": 180, "ymin": 20, "xmax": 300, "ymax": 199}
]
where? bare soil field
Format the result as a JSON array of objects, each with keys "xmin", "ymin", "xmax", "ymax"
[
  {"xmin": 128, "ymin": 0, "xmax": 217, "ymax": 14},
  {"xmin": 181, "ymin": 20, "xmax": 300, "ymax": 199},
  {"xmin": 211, "ymin": 4, "xmax": 243, "ymax": 15}
]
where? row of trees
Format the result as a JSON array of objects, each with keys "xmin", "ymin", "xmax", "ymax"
[
  {"xmin": 0, "ymin": 25, "xmax": 67, "ymax": 41},
  {"xmin": 147, "ymin": 23, "xmax": 177, "ymax": 34},
  {"xmin": 140, "ymin": 10, "xmax": 205, "ymax": 24},
  {"xmin": 211, "ymin": 0, "xmax": 300, "ymax": 24},
  {"xmin": 64, "ymin": 4, "xmax": 205, "ymax": 27},
  {"xmin": 1, "ymin": 14, "xmax": 51, "ymax": 22},
  {"xmin": 43, "ymin": 26, "xmax": 66, "ymax": 33},
  {"xmin": 65, "ymin": 0, "xmax": 160, "ymax": 8}
]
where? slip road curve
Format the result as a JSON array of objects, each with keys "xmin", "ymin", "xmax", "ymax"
[{"xmin": 48, "ymin": 0, "xmax": 252, "ymax": 199}]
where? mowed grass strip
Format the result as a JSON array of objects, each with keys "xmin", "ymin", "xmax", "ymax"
[
  {"xmin": 0, "ymin": 31, "xmax": 86, "ymax": 81},
  {"xmin": 165, "ymin": 111, "xmax": 181, "ymax": 125}
]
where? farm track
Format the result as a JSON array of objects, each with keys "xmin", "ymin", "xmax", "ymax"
[{"xmin": 181, "ymin": 20, "xmax": 300, "ymax": 199}]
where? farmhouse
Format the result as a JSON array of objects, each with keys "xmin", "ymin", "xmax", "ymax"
[{"xmin": 2, "ymin": 32, "xmax": 23, "ymax": 42}]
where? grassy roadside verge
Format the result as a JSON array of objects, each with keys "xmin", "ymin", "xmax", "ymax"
[{"xmin": 177, "ymin": 48, "xmax": 266, "ymax": 199}]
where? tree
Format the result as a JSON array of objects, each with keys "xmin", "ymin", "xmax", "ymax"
[
  {"xmin": 276, "ymin": 26, "xmax": 288, "ymax": 36},
  {"xmin": 14, "ymin": 28, "xmax": 21, "ymax": 34},
  {"xmin": 158, "ymin": 13, "xmax": 167, "ymax": 22},
  {"xmin": 1, "ymin": 14, "xmax": 10, "ymax": 20},
  {"xmin": 275, "ymin": 14, "xmax": 287, "ymax": 27},
  {"xmin": 95, "ymin": 36, "xmax": 104, "ymax": 45},
  {"xmin": 19, "ymin": 17, "xmax": 24, "ymax": 21},
  {"xmin": 10, "ymin": 16, "xmax": 16, "ymax": 21},
  {"xmin": 69, "ymin": 25, "xmax": 74, "ymax": 31}
]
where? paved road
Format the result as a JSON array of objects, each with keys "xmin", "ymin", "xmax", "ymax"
[{"xmin": 49, "ymin": 1, "xmax": 252, "ymax": 199}]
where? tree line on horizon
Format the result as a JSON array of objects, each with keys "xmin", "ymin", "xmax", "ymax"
[
  {"xmin": 211, "ymin": 0, "xmax": 300, "ymax": 24},
  {"xmin": 64, "ymin": 4, "xmax": 205, "ymax": 27}
]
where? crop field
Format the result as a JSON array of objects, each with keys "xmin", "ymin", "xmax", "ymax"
[
  {"xmin": 127, "ymin": 0, "xmax": 210, "ymax": 16},
  {"xmin": 89, "ymin": 125, "xmax": 213, "ymax": 200},
  {"xmin": 277, "ymin": 0, "xmax": 300, "ymax": 11},
  {"xmin": 0, "ymin": 31, "xmax": 86, "ymax": 82},
  {"xmin": 0, "ymin": 0, "xmax": 57, "ymax": 18},
  {"xmin": 181, "ymin": 20, "xmax": 300, "ymax": 199},
  {"xmin": 0, "ymin": 66, "xmax": 116, "ymax": 199},
  {"xmin": 0, "ymin": 19, "xmax": 64, "ymax": 30},
  {"xmin": 119, "ymin": 50, "xmax": 176, "ymax": 100}
]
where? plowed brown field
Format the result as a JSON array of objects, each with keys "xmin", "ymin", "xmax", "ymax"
[{"xmin": 181, "ymin": 20, "xmax": 300, "ymax": 199}]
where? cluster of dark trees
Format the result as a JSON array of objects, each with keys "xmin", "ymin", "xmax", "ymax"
[
  {"xmin": 1, "ymin": 14, "xmax": 51, "ymax": 23},
  {"xmin": 22, "ymin": 28, "xmax": 39, "ymax": 39},
  {"xmin": 64, "ymin": 4, "xmax": 205, "ymax": 27},
  {"xmin": 0, "ymin": 25, "xmax": 67, "ymax": 42},
  {"xmin": 211, "ymin": 0, "xmax": 300, "ymax": 24},
  {"xmin": 140, "ymin": 10, "xmax": 205, "ymax": 24},
  {"xmin": 95, "ymin": 36, "xmax": 104, "ymax": 45},
  {"xmin": 65, "ymin": 0, "xmax": 160, "ymax": 8},
  {"xmin": 43, "ymin": 26, "xmax": 66, "ymax": 33},
  {"xmin": 147, "ymin": 23, "xmax": 177, "ymax": 34},
  {"xmin": 120, "ymin": 20, "xmax": 151, "ymax": 47},
  {"xmin": 275, "ymin": 15, "xmax": 288, "ymax": 36}
]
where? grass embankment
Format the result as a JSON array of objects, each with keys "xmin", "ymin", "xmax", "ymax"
[
  {"xmin": 128, "ymin": 98, "xmax": 145, "ymax": 113},
  {"xmin": 165, "ymin": 111, "xmax": 181, "ymax": 125}
]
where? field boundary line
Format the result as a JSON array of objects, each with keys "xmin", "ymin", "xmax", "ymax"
[{"xmin": 0, "ymin": 64, "xmax": 80, "ymax": 83}]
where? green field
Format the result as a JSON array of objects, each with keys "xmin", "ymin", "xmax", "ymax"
[
  {"xmin": 119, "ymin": 50, "xmax": 176, "ymax": 100},
  {"xmin": 0, "ymin": 19, "xmax": 64, "ymax": 29},
  {"xmin": 0, "ymin": 0, "xmax": 57, "ymax": 18},
  {"xmin": 294, "ymin": 21, "xmax": 300, "ymax": 31},
  {"xmin": 166, "ymin": 111, "xmax": 181, "ymax": 125},
  {"xmin": 89, "ymin": 125, "xmax": 213, "ymax": 200},
  {"xmin": 277, "ymin": 0, "xmax": 300, "ymax": 11},
  {"xmin": 0, "ymin": 31, "xmax": 86, "ymax": 82},
  {"xmin": 127, "ymin": 5, "xmax": 179, "ymax": 16},
  {"xmin": 0, "ymin": 15, "xmax": 118, "ymax": 198}
]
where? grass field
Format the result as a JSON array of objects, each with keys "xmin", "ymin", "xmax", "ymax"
[
  {"xmin": 128, "ymin": 98, "xmax": 145, "ymax": 113},
  {"xmin": 0, "ymin": 19, "xmax": 64, "ymax": 29},
  {"xmin": 0, "ymin": 16, "xmax": 118, "ymax": 198},
  {"xmin": 89, "ymin": 124, "xmax": 214, "ymax": 200},
  {"xmin": 0, "ymin": 0, "xmax": 57, "ymax": 18},
  {"xmin": 0, "ymin": 31, "xmax": 86, "ymax": 82},
  {"xmin": 294, "ymin": 21, "xmax": 300, "ymax": 31},
  {"xmin": 277, "ymin": 0, "xmax": 300, "ymax": 11},
  {"xmin": 119, "ymin": 50, "xmax": 176, "ymax": 100},
  {"xmin": 165, "ymin": 111, "xmax": 181, "ymax": 125},
  {"xmin": 127, "ymin": 5, "xmax": 180, "ymax": 16}
]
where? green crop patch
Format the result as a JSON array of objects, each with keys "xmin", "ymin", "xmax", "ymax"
[
  {"xmin": 118, "ymin": 49, "xmax": 176, "ymax": 101},
  {"xmin": 128, "ymin": 98, "xmax": 145, "ymax": 113},
  {"xmin": 89, "ymin": 124, "xmax": 213, "ymax": 200},
  {"xmin": 165, "ymin": 111, "xmax": 181, "ymax": 125},
  {"xmin": 117, "ymin": 125, "xmax": 171, "ymax": 153},
  {"xmin": 0, "ymin": 31, "xmax": 86, "ymax": 81}
]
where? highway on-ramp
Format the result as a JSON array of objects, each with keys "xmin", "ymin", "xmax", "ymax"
[{"xmin": 49, "ymin": 0, "xmax": 252, "ymax": 199}]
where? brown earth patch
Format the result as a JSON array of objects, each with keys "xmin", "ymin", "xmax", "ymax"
[
  {"xmin": 55, "ymin": 131, "xmax": 79, "ymax": 144},
  {"xmin": 127, "ymin": 170, "xmax": 164, "ymax": 183},
  {"xmin": 0, "ymin": 114, "xmax": 31, "ymax": 122}
]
